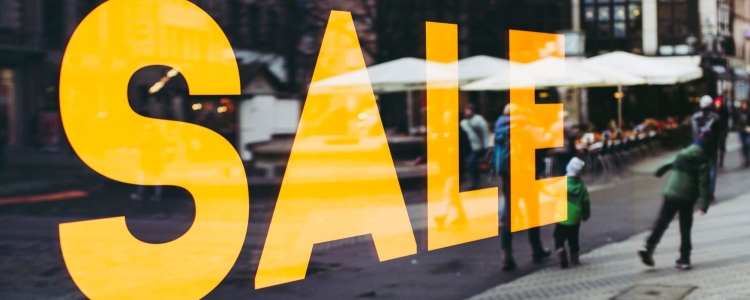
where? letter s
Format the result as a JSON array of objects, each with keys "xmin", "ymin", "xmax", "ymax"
[{"xmin": 58, "ymin": 0, "xmax": 247, "ymax": 299}]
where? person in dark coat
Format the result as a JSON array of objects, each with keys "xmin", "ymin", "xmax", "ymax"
[
  {"xmin": 713, "ymin": 96, "xmax": 730, "ymax": 168},
  {"xmin": 494, "ymin": 103, "xmax": 551, "ymax": 271},
  {"xmin": 638, "ymin": 128, "xmax": 712, "ymax": 270},
  {"xmin": 690, "ymin": 95, "xmax": 720, "ymax": 199}
]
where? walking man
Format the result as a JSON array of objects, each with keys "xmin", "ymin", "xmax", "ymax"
[
  {"xmin": 494, "ymin": 103, "xmax": 551, "ymax": 271},
  {"xmin": 691, "ymin": 95, "xmax": 719, "ymax": 199},
  {"xmin": 460, "ymin": 104, "xmax": 490, "ymax": 190},
  {"xmin": 638, "ymin": 128, "xmax": 712, "ymax": 270}
]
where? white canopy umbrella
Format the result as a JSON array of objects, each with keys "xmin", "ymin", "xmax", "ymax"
[
  {"xmin": 461, "ymin": 56, "xmax": 648, "ymax": 125},
  {"xmin": 460, "ymin": 57, "xmax": 604, "ymax": 91},
  {"xmin": 579, "ymin": 59, "xmax": 647, "ymax": 125},
  {"xmin": 310, "ymin": 57, "xmax": 454, "ymax": 94},
  {"xmin": 585, "ymin": 51, "xmax": 701, "ymax": 126},
  {"xmin": 310, "ymin": 57, "xmax": 455, "ymax": 134},
  {"xmin": 447, "ymin": 55, "xmax": 518, "ymax": 83},
  {"xmin": 585, "ymin": 51, "xmax": 702, "ymax": 85}
]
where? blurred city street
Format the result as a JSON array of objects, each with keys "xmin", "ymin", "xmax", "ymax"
[
  {"xmin": 0, "ymin": 137, "xmax": 748, "ymax": 299},
  {"xmin": 3, "ymin": 0, "xmax": 750, "ymax": 299}
]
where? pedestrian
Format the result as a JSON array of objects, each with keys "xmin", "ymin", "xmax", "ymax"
[
  {"xmin": 713, "ymin": 96, "xmax": 730, "ymax": 168},
  {"xmin": 494, "ymin": 103, "xmax": 551, "ymax": 272},
  {"xmin": 554, "ymin": 157, "xmax": 590, "ymax": 269},
  {"xmin": 638, "ymin": 128, "xmax": 712, "ymax": 270},
  {"xmin": 551, "ymin": 111, "xmax": 580, "ymax": 176},
  {"xmin": 690, "ymin": 95, "xmax": 719, "ymax": 199},
  {"xmin": 735, "ymin": 101, "xmax": 750, "ymax": 167},
  {"xmin": 460, "ymin": 104, "xmax": 491, "ymax": 190},
  {"xmin": 129, "ymin": 126, "xmax": 174, "ymax": 202}
]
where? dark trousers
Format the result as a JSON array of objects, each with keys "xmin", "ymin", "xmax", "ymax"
[
  {"xmin": 645, "ymin": 198, "xmax": 694, "ymax": 257},
  {"xmin": 500, "ymin": 174, "xmax": 543, "ymax": 252},
  {"xmin": 466, "ymin": 150, "xmax": 483, "ymax": 189},
  {"xmin": 554, "ymin": 223, "xmax": 580, "ymax": 253}
]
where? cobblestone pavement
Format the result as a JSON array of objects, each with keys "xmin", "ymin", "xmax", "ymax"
[{"xmin": 467, "ymin": 191, "xmax": 750, "ymax": 300}]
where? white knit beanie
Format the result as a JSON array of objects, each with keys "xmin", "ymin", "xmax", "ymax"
[
  {"xmin": 566, "ymin": 157, "xmax": 586, "ymax": 177},
  {"xmin": 700, "ymin": 95, "xmax": 714, "ymax": 109}
]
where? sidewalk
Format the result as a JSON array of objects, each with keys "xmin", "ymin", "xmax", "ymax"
[{"xmin": 467, "ymin": 191, "xmax": 750, "ymax": 300}]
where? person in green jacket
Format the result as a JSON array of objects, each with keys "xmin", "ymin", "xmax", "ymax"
[
  {"xmin": 554, "ymin": 157, "xmax": 590, "ymax": 269},
  {"xmin": 638, "ymin": 128, "xmax": 712, "ymax": 270}
]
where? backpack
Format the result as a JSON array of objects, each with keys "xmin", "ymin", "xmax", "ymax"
[{"xmin": 494, "ymin": 116, "xmax": 511, "ymax": 175}]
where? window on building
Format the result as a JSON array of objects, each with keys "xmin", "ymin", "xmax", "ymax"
[
  {"xmin": 657, "ymin": 0, "xmax": 697, "ymax": 54},
  {"xmin": 582, "ymin": 0, "xmax": 642, "ymax": 54},
  {"xmin": 43, "ymin": 0, "xmax": 64, "ymax": 49},
  {"xmin": 585, "ymin": 7, "xmax": 596, "ymax": 22},
  {"xmin": 0, "ymin": 0, "xmax": 22, "ymax": 31},
  {"xmin": 717, "ymin": 0, "xmax": 732, "ymax": 37}
]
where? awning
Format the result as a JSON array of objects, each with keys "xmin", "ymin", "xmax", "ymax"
[
  {"xmin": 585, "ymin": 51, "xmax": 702, "ymax": 85},
  {"xmin": 309, "ymin": 57, "xmax": 455, "ymax": 94},
  {"xmin": 447, "ymin": 55, "xmax": 518, "ymax": 83},
  {"xmin": 460, "ymin": 56, "xmax": 643, "ymax": 91}
]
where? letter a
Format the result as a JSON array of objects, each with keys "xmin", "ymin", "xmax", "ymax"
[{"xmin": 255, "ymin": 11, "xmax": 417, "ymax": 289}]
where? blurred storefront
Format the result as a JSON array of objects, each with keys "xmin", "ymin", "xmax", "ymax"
[{"xmin": 129, "ymin": 62, "xmax": 300, "ymax": 162}]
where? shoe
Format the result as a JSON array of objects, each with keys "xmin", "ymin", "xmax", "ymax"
[
  {"xmin": 149, "ymin": 195, "xmax": 162, "ymax": 202},
  {"xmin": 638, "ymin": 246, "xmax": 655, "ymax": 267},
  {"xmin": 501, "ymin": 250, "xmax": 517, "ymax": 272},
  {"xmin": 557, "ymin": 248, "xmax": 569, "ymax": 269},
  {"xmin": 130, "ymin": 193, "xmax": 143, "ymax": 201},
  {"xmin": 532, "ymin": 248, "xmax": 552, "ymax": 263},
  {"xmin": 675, "ymin": 256, "xmax": 691, "ymax": 270},
  {"xmin": 570, "ymin": 252, "xmax": 580, "ymax": 265}
]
